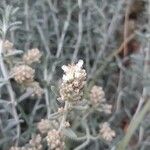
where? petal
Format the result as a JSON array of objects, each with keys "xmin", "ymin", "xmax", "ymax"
[
  {"xmin": 77, "ymin": 60, "xmax": 83, "ymax": 68},
  {"xmin": 62, "ymin": 65, "xmax": 68, "ymax": 72}
]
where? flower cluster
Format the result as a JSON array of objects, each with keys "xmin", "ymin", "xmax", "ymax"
[
  {"xmin": 63, "ymin": 121, "xmax": 70, "ymax": 128},
  {"xmin": 46, "ymin": 129, "xmax": 65, "ymax": 150},
  {"xmin": 37, "ymin": 119, "xmax": 51, "ymax": 134},
  {"xmin": 8, "ymin": 56, "xmax": 116, "ymax": 149},
  {"xmin": 8, "ymin": 43, "xmax": 43, "ymax": 98},
  {"xmin": 99, "ymin": 122, "xmax": 116, "ymax": 142},
  {"xmin": 58, "ymin": 60, "xmax": 86, "ymax": 102},
  {"xmin": 37, "ymin": 119, "xmax": 60, "ymax": 134},
  {"xmin": 28, "ymin": 134, "xmax": 43, "ymax": 150},
  {"xmin": 2, "ymin": 40, "xmax": 13, "ymax": 54},
  {"xmin": 90, "ymin": 85, "xmax": 112, "ymax": 114},
  {"xmin": 10, "ymin": 134, "xmax": 42, "ymax": 150},
  {"xmin": 10, "ymin": 147, "xmax": 22, "ymax": 150},
  {"xmin": 37, "ymin": 118, "xmax": 70, "ymax": 133},
  {"xmin": 11, "ymin": 65, "xmax": 35, "ymax": 84},
  {"xmin": 90, "ymin": 86, "xmax": 106, "ymax": 104},
  {"xmin": 100, "ymin": 104, "xmax": 112, "ymax": 114},
  {"xmin": 23, "ymin": 48, "xmax": 42, "ymax": 65},
  {"xmin": 27, "ymin": 82, "xmax": 43, "ymax": 98}
]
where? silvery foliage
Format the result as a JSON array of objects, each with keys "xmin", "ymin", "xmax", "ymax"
[{"xmin": 0, "ymin": 0, "xmax": 149, "ymax": 150}]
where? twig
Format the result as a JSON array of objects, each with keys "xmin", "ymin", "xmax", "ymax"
[
  {"xmin": 36, "ymin": 23, "xmax": 51, "ymax": 56},
  {"xmin": 123, "ymin": 0, "xmax": 131, "ymax": 56},
  {"xmin": 0, "ymin": 40, "xmax": 20, "ymax": 145},
  {"xmin": 17, "ymin": 90, "xmax": 33, "ymax": 103},
  {"xmin": 74, "ymin": 120, "xmax": 90, "ymax": 150},
  {"xmin": 117, "ymin": 99, "xmax": 150, "ymax": 150},
  {"xmin": 48, "ymin": 5, "xmax": 72, "ymax": 82},
  {"xmin": 58, "ymin": 101, "xmax": 69, "ymax": 131},
  {"xmin": 131, "ymin": 1, "xmax": 150, "ymax": 145},
  {"xmin": 47, "ymin": 0, "xmax": 60, "ymax": 45},
  {"xmin": 72, "ymin": 0, "xmax": 83, "ymax": 62},
  {"xmin": 116, "ymin": 0, "xmax": 136, "ymax": 114},
  {"xmin": 24, "ymin": 0, "xmax": 30, "ymax": 50},
  {"xmin": 89, "ymin": 0, "xmax": 125, "ymax": 78},
  {"xmin": 56, "ymin": 6, "xmax": 71, "ymax": 58},
  {"xmin": 88, "ymin": 33, "xmax": 135, "ymax": 88},
  {"xmin": 43, "ymin": 56, "xmax": 51, "ymax": 119},
  {"xmin": 115, "ymin": 56, "xmax": 125, "ymax": 112}
]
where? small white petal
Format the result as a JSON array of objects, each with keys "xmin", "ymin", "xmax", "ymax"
[
  {"xmin": 62, "ymin": 65, "xmax": 68, "ymax": 72},
  {"xmin": 67, "ymin": 73, "xmax": 74, "ymax": 80},
  {"xmin": 77, "ymin": 60, "xmax": 83, "ymax": 68},
  {"xmin": 62, "ymin": 75, "xmax": 68, "ymax": 81},
  {"xmin": 74, "ymin": 72, "xmax": 81, "ymax": 78}
]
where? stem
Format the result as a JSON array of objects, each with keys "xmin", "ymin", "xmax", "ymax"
[
  {"xmin": 74, "ymin": 120, "xmax": 90, "ymax": 150},
  {"xmin": 123, "ymin": 0, "xmax": 131, "ymax": 56},
  {"xmin": 89, "ymin": 0, "xmax": 124, "ymax": 78},
  {"xmin": 117, "ymin": 99, "xmax": 150, "ymax": 150},
  {"xmin": 24, "ymin": 0, "xmax": 30, "ymax": 50},
  {"xmin": 0, "ymin": 41, "xmax": 20, "ymax": 145},
  {"xmin": 58, "ymin": 101, "xmax": 69, "ymax": 131},
  {"xmin": 48, "ymin": 6, "xmax": 72, "ymax": 82},
  {"xmin": 88, "ymin": 33, "xmax": 135, "ymax": 88},
  {"xmin": 72, "ymin": 0, "xmax": 83, "ymax": 62},
  {"xmin": 43, "ymin": 56, "xmax": 51, "ymax": 119},
  {"xmin": 44, "ymin": 88, "xmax": 51, "ymax": 119}
]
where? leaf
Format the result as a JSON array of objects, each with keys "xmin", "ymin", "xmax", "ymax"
[
  {"xmin": 8, "ymin": 21, "xmax": 22, "ymax": 30},
  {"xmin": 4, "ymin": 50, "xmax": 23, "ymax": 57},
  {"xmin": 63, "ymin": 128, "xmax": 77, "ymax": 139},
  {"xmin": 11, "ymin": 7, "xmax": 19, "ymax": 15}
]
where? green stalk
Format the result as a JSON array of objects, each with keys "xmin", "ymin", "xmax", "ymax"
[{"xmin": 117, "ymin": 100, "xmax": 150, "ymax": 150}]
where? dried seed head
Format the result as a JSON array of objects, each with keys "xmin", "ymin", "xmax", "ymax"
[
  {"xmin": 46, "ymin": 129, "xmax": 65, "ymax": 150},
  {"xmin": 99, "ymin": 122, "xmax": 116, "ymax": 142},
  {"xmin": 90, "ymin": 86, "xmax": 106, "ymax": 105},
  {"xmin": 23, "ymin": 48, "xmax": 42, "ymax": 65},
  {"xmin": 59, "ymin": 60, "xmax": 86, "ymax": 102},
  {"xmin": 11, "ymin": 65, "xmax": 35, "ymax": 84}
]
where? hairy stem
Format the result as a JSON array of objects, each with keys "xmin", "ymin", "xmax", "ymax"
[
  {"xmin": 117, "ymin": 99, "xmax": 150, "ymax": 150},
  {"xmin": 0, "ymin": 41, "xmax": 20, "ymax": 145}
]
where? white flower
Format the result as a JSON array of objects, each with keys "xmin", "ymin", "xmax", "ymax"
[
  {"xmin": 59, "ymin": 60, "xmax": 86, "ymax": 102},
  {"xmin": 61, "ymin": 60, "xmax": 85, "ymax": 82},
  {"xmin": 100, "ymin": 122, "xmax": 116, "ymax": 141},
  {"xmin": 101, "ymin": 104, "xmax": 112, "ymax": 114},
  {"xmin": 46, "ymin": 129, "xmax": 64, "ymax": 150},
  {"xmin": 62, "ymin": 72, "xmax": 74, "ymax": 82},
  {"xmin": 76, "ymin": 59, "xmax": 83, "ymax": 68},
  {"xmin": 90, "ymin": 86, "xmax": 106, "ymax": 105},
  {"xmin": 11, "ymin": 65, "xmax": 35, "ymax": 84},
  {"xmin": 61, "ymin": 65, "xmax": 68, "ymax": 72},
  {"xmin": 23, "ymin": 48, "xmax": 42, "ymax": 65}
]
